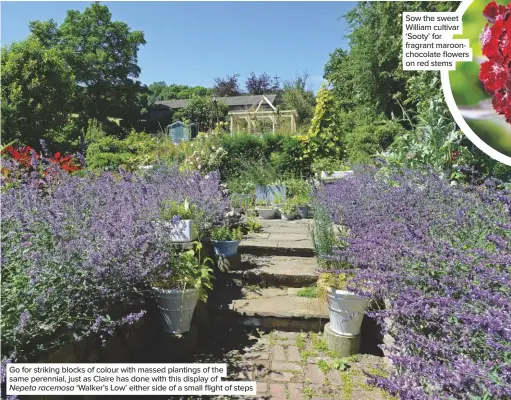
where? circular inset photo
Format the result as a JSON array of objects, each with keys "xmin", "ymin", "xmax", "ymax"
[{"xmin": 444, "ymin": 0, "xmax": 511, "ymax": 165}]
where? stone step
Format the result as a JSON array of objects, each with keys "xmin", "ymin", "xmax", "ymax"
[
  {"xmin": 240, "ymin": 218, "xmax": 315, "ymax": 257},
  {"xmin": 208, "ymin": 287, "xmax": 328, "ymax": 332},
  {"xmin": 226, "ymin": 255, "xmax": 319, "ymax": 288},
  {"xmin": 239, "ymin": 237, "xmax": 315, "ymax": 257}
]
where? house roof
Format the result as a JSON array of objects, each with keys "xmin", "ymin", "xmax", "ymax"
[{"xmin": 154, "ymin": 94, "xmax": 277, "ymax": 110}]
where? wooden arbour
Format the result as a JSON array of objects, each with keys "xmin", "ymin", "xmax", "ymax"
[{"xmin": 228, "ymin": 96, "xmax": 297, "ymax": 134}]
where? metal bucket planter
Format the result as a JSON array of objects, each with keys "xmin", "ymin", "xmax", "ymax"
[
  {"xmin": 166, "ymin": 219, "xmax": 198, "ymax": 243},
  {"xmin": 211, "ymin": 240, "xmax": 241, "ymax": 257},
  {"xmin": 326, "ymin": 288, "xmax": 368, "ymax": 336},
  {"xmin": 297, "ymin": 205, "xmax": 311, "ymax": 219},
  {"xmin": 153, "ymin": 287, "xmax": 199, "ymax": 334},
  {"xmin": 256, "ymin": 208, "xmax": 277, "ymax": 219}
]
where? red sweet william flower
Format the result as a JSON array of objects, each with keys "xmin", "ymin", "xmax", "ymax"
[
  {"xmin": 483, "ymin": 0, "xmax": 506, "ymax": 23},
  {"xmin": 480, "ymin": 1, "xmax": 511, "ymax": 124}
]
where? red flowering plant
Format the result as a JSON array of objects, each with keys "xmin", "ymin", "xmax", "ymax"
[
  {"xmin": 1, "ymin": 141, "xmax": 83, "ymax": 190},
  {"xmin": 479, "ymin": 1, "xmax": 511, "ymax": 123}
]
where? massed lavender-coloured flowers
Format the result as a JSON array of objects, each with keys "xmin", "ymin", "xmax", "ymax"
[
  {"xmin": 316, "ymin": 167, "xmax": 511, "ymax": 399},
  {"xmin": 1, "ymin": 164, "xmax": 229, "ymax": 372}
]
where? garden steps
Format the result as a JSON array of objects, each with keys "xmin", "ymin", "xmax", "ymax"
[
  {"xmin": 239, "ymin": 218, "xmax": 315, "ymax": 257},
  {"xmin": 208, "ymin": 217, "xmax": 327, "ymax": 331},
  {"xmin": 226, "ymin": 254, "xmax": 318, "ymax": 288},
  {"xmin": 208, "ymin": 287, "xmax": 328, "ymax": 332}
]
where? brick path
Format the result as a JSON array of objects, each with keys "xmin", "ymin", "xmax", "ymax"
[{"xmin": 191, "ymin": 329, "xmax": 393, "ymax": 400}]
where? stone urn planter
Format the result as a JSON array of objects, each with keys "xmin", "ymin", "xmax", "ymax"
[
  {"xmin": 153, "ymin": 287, "xmax": 200, "ymax": 334},
  {"xmin": 256, "ymin": 208, "xmax": 277, "ymax": 219},
  {"xmin": 326, "ymin": 288, "xmax": 368, "ymax": 336}
]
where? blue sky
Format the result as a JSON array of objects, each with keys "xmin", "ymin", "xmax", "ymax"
[{"xmin": 1, "ymin": 1, "xmax": 355, "ymax": 92}]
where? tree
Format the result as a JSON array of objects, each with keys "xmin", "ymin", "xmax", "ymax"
[
  {"xmin": 173, "ymin": 96, "xmax": 228, "ymax": 132},
  {"xmin": 245, "ymin": 72, "xmax": 280, "ymax": 95},
  {"xmin": 1, "ymin": 37, "xmax": 76, "ymax": 147},
  {"xmin": 153, "ymin": 84, "xmax": 215, "ymax": 102},
  {"xmin": 214, "ymin": 74, "xmax": 242, "ymax": 97},
  {"xmin": 29, "ymin": 2, "xmax": 146, "ymax": 133},
  {"xmin": 306, "ymin": 86, "xmax": 344, "ymax": 160},
  {"xmin": 281, "ymin": 74, "xmax": 316, "ymax": 126},
  {"xmin": 325, "ymin": 2, "xmax": 456, "ymax": 119},
  {"xmin": 147, "ymin": 81, "xmax": 167, "ymax": 105}
]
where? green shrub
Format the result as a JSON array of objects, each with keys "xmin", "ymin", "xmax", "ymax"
[
  {"xmin": 284, "ymin": 178, "xmax": 311, "ymax": 199},
  {"xmin": 220, "ymin": 133, "xmax": 265, "ymax": 179},
  {"xmin": 269, "ymin": 135, "xmax": 311, "ymax": 178},
  {"xmin": 344, "ymin": 120, "xmax": 407, "ymax": 164},
  {"xmin": 85, "ymin": 121, "xmax": 170, "ymax": 171}
]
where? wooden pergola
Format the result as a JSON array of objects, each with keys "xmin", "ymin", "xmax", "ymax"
[{"xmin": 228, "ymin": 96, "xmax": 297, "ymax": 134}]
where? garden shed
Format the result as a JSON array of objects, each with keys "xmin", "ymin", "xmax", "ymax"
[{"xmin": 168, "ymin": 121, "xmax": 195, "ymax": 144}]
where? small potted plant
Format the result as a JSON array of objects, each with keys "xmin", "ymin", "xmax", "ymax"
[
  {"xmin": 255, "ymin": 200, "xmax": 277, "ymax": 219},
  {"xmin": 296, "ymin": 195, "xmax": 311, "ymax": 219},
  {"xmin": 231, "ymin": 196, "xmax": 244, "ymax": 214},
  {"xmin": 284, "ymin": 179, "xmax": 312, "ymax": 219},
  {"xmin": 281, "ymin": 197, "xmax": 299, "ymax": 221},
  {"xmin": 231, "ymin": 194, "xmax": 252, "ymax": 214},
  {"xmin": 151, "ymin": 243, "xmax": 214, "ymax": 334},
  {"xmin": 160, "ymin": 199, "xmax": 199, "ymax": 242},
  {"xmin": 272, "ymin": 194, "xmax": 285, "ymax": 208},
  {"xmin": 210, "ymin": 226, "xmax": 243, "ymax": 257},
  {"xmin": 311, "ymin": 202, "xmax": 368, "ymax": 337}
]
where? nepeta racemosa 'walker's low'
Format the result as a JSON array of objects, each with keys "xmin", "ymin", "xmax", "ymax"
[
  {"xmin": 1, "ymin": 164, "xmax": 229, "ymax": 384},
  {"xmin": 316, "ymin": 167, "xmax": 510, "ymax": 399}
]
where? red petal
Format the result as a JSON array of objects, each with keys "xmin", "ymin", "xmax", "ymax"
[{"xmin": 483, "ymin": 1, "xmax": 506, "ymax": 23}]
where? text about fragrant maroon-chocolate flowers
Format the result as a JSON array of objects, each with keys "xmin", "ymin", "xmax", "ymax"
[
  {"xmin": 403, "ymin": 12, "xmax": 472, "ymax": 70},
  {"xmin": 6, "ymin": 363, "xmax": 256, "ymax": 396}
]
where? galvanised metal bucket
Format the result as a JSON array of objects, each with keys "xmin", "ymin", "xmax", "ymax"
[
  {"xmin": 326, "ymin": 288, "xmax": 368, "ymax": 336},
  {"xmin": 153, "ymin": 287, "xmax": 199, "ymax": 334}
]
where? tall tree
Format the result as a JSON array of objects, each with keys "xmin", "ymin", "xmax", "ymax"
[
  {"xmin": 281, "ymin": 74, "xmax": 315, "ymax": 125},
  {"xmin": 173, "ymin": 96, "xmax": 228, "ymax": 131},
  {"xmin": 326, "ymin": 2, "xmax": 457, "ymax": 119},
  {"xmin": 214, "ymin": 74, "xmax": 242, "ymax": 97},
  {"xmin": 29, "ymin": 2, "xmax": 146, "ymax": 133},
  {"xmin": 147, "ymin": 81, "xmax": 167, "ymax": 105},
  {"xmin": 245, "ymin": 72, "xmax": 280, "ymax": 95},
  {"xmin": 1, "ymin": 37, "xmax": 76, "ymax": 147}
]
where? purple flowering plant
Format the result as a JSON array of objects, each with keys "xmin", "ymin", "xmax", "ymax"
[
  {"xmin": 1, "ymin": 163, "xmax": 229, "ymax": 376},
  {"xmin": 315, "ymin": 166, "xmax": 510, "ymax": 399}
]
